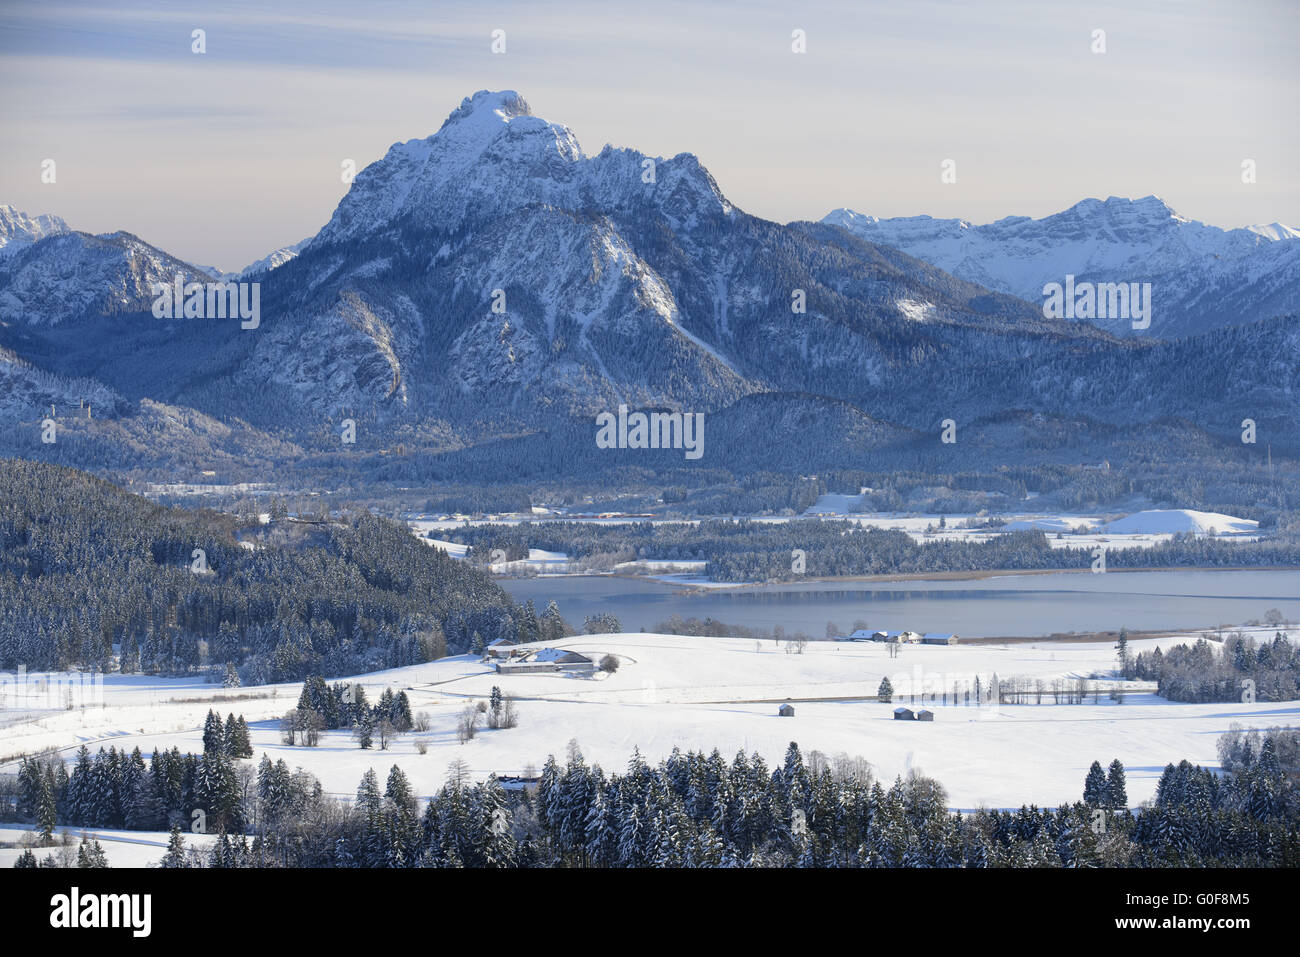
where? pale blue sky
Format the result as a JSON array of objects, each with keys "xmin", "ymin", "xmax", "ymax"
[{"xmin": 1, "ymin": 0, "xmax": 1295, "ymax": 271}]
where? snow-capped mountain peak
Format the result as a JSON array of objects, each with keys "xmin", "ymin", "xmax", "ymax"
[
  {"xmin": 0, "ymin": 228, "xmax": 211, "ymax": 326},
  {"xmin": 824, "ymin": 196, "xmax": 1300, "ymax": 337},
  {"xmin": 233, "ymin": 237, "xmax": 311, "ymax": 278},
  {"xmin": 311, "ymin": 90, "xmax": 589, "ymax": 247},
  {"xmin": 439, "ymin": 89, "xmax": 534, "ymax": 132},
  {"xmin": 0, "ymin": 204, "xmax": 71, "ymax": 257},
  {"xmin": 1247, "ymin": 221, "xmax": 1300, "ymax": 241}
]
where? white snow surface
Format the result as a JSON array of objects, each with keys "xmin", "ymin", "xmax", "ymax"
[
  {"xmin": 1102, "ymin": 509, "xmax": 1259, "ymax": 536},
  {"xmin": 3, "ymin": 629, "xmax": 1294, "ymax": 814},
  {"xmin": 0, "ymin": 826, "xmax": 217, "ymax": 869}
]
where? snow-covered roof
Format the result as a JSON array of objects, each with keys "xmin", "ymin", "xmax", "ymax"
[{"xmin": 532, "ymin": 648, "xmax": 592, "ymax": 663}]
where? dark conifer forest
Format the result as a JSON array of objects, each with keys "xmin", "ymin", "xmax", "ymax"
[
  {"xmin": 0, "ymin": 458, "xmax": 521, "ymax": 682},
  {"xmin": 8, "ymin": 730, "xmax": 1298, "ymax": 868}
]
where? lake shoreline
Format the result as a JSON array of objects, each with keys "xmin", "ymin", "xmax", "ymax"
[
  {"xmin": 667, "ymin": 564, "xmax": 1300, "ymax": 592},
  {"xmin": 499, "ymin": 567, "xmax": 1296, "ymax": 645}
]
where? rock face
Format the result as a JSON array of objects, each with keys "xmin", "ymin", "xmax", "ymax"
[
  {"xmin": 190, "ymin": 89, "xmax": 1065, "ymax": 430},
  {"xmin": 824, "ymin": 196, "xmax": 1300, "ymax": 338},
  {"xmin": 0, "ymin": 204, "xmax": 71, "ymax": 258},
  {"xmin": 0, "ymin": 229, "xmax": 212, "ymax": 327},
  {"xmin": 1, "ymin": 91, "xmax": 1298, "ymax": 478}
]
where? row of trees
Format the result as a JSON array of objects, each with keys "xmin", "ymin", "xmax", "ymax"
[
  {"xmin": 13, "ymin": 835, "xmax": 109, "ymax": 869},
  {"xmin": 12, "ymin": 727, "xmax": 1298, "ymax": 867},
  {"xmin": 447, "ymin": 517, "xmax": 1300, "ymax": 584},
  {"xmin": 16, "ymin": 743, "xmax": 248, "ymax": 835},
  {"xmin": 1129, "ymin": 632, "xmax": 1298, "ymax": 703},
  {"xmin": 279, "ymin": 679, "xmax": 418, "ymax": 749},
  {"xmin": 202, "ymin": 710, "xmax": 253, "ymax": 759},
  {"xmin": 1083, "ymin": 760, "xmax": 1128, "ymax": 808}
]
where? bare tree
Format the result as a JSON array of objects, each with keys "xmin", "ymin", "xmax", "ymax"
[
  {"xmin": 830, "ymin": 752, "xmax": 873, "ymax": 785},
  {"xmin": 280, "ymin": 710, "xmax": 298, "ymax": 746},
  {"xmin": 375, "ymin": 717, "xmax": 398, "ymax": 750},
  {"xmin": 806, "ymin": 750, "xmax": 830, "ymax": 777},
  {"xmin": 499, "ymin": 696, "xmax": 519, "ymax": 729},
  {"xmin": 446, "ymin": 758, "xmax": 470, "ymax": 789},
  {"xmin": 305, "ymin": 709, "xmax": 326, "ymax": 746},
  {"xmin": 456, "ymin": 706, "xmax": 479, "ymax": 744},
  {"xmin": 281, "ymin": 707, "xmax": 325, "ymax": 746}
]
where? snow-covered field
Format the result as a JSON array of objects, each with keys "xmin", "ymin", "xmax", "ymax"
[
  {"xmin": 420, "ymin": 536, "xmax": 706, "ymax": 578},
  {"xmin": 3, "ymin": 628, "xmax": 1294, "ymax": 815},
  {"xmin": 800, "ymin": 505, "xmax": 1260, "ymax": 550},
  {"xmin": 0, "ymin": 826, "xmax": 217, "ymax": 869}
]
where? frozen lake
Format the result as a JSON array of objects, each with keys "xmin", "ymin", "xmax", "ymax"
[{"xmin": 502, "ymin": 568, "xmax": 1300, "ymax": 637}]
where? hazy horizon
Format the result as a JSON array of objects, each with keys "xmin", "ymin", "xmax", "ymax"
[{"xmin": 2, "ymin": 0, "xmax": 1296, "ymax": 271}]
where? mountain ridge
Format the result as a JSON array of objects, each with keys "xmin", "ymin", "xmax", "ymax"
[
  {"xmin": 823, "ymin": 196, "xmax": 1300, "ymax": 338},
  {"xmin": 1, "ymin": 91, "xmax": 1298, "ymax": 483}
]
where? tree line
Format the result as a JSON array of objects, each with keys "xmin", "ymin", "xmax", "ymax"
[
  {"xmin": 10, "ymin": 728, "xmax": 1298, "ymax": 868},
  {"xmin": 447, "ymin": 517, "xmax": 1300, "ymax": 583},
  {"xmin": 0, "ymin": 459, "xmax": 536, "ymax": 683},
  {"xmin": 1128, "ymin": 632, "xmax": 1298, "ymax": 703}
]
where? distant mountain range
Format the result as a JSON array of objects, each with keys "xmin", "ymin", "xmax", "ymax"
[
  {"xmin": 824, "ymin": 197, "xmax": 1300, "ymax": 338},
  {"xmin": 0, "ymin": 205, "xmax": 71, "ymax": 257},
  {"xmin": 1, "ymin": 91, "xmax": 1296, "ymax": 482}
]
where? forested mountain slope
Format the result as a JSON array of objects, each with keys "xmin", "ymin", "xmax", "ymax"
[{"xmin": 0, "ymin": 459, "xmax": 519, "ymax": 681}]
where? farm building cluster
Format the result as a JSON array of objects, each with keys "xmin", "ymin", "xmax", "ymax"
[
  {"xmin": 835, "ymin": 630, "xmax": 958, "ymax": 645},
  {"xmin": 893, "ymin": 707, "xmax": 935, "ymax": 721},
  {"xmin": 485, "ymin": 639, "xmax": 596, "ymax": 675},
  {"xmin": 778, "ymin": 703, "xmax": 938, "ymax": 721}
]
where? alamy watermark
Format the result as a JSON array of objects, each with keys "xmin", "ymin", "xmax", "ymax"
[
  {"xmin": 1042, "ymin": 275, "xmax": 1151, "ymax": 330},
  {"xmin": 50, "ymin": 887, "xmax": 150, "ymax": 937},
  {"xmin": 0, "ymin": 667, "xmax": 105, "ymax": 711},
  {"xmin": 595, "ymin": 404, "xmax": 704, "ymax": 460},
  {"xmin": 151, "ymin": 276, "xmax": 260, "ymax": 329}
]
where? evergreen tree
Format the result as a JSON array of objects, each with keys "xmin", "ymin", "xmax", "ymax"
[
  {"xmin": 36, "ymin": 774, "xmax": 58, "ymax": 844},
  {"xmin": 392, "ymin": 691, "xmax": 413, "ymax": 731},
  {"xmin": 76, "ymin": 838, "xmax": 108, "ymax": 868},
  {"xmin": 226, "ymin": 715, "xmax": 253, "ymax": 759},
  {"xmin": 540, "ymin": 602, "xmax": 567, "ymax": 643},
  {"xmin": 202, "ymin": 709, "xmax": 225, "ymax": 755},
  {"xmin": 1106, "ymin": 760, "xmax": 1128, "ymax": 809},
  {"xmin": 353, "ymin": 711, "xmax": 374, "ymax": 749},
  {"xmin": 160, "ymin": 825, "xmax": 187, "ymax": 868},
  {"xmin": 1084, "ymin": 761, "xmax": 1108, "ymax": 806},
  {"xmin": 520, "ymin": 600, "xmax": 540, "ymax": 643}
]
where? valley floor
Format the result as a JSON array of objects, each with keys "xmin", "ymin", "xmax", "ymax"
[{"xmin": 3, "ymin": 628, "xmax": 1295, "ymax": 818}]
